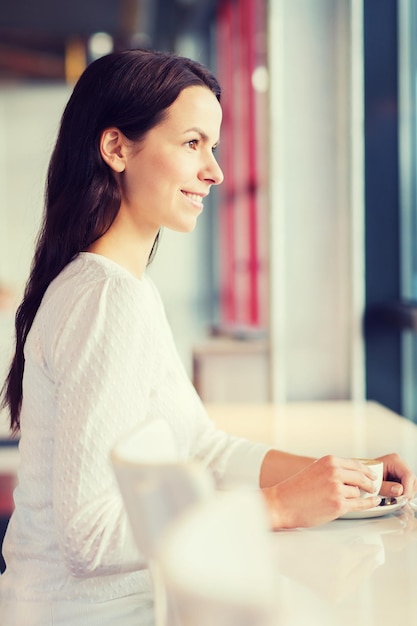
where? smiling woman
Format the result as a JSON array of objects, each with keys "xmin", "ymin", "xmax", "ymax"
[{"xmin": 0, "ymin": 49, "xmax": 247, "ymax": 625}]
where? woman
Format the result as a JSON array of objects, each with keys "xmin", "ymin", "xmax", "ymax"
[{"xmin": 0, "ymin": 49, "xmax": 416, "ymax": 624}]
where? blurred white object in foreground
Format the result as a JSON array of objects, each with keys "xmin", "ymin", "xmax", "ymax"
[
  {"xmin": 158, "ymin": 490, "xmax": 278, "ymax": 626},
  {"xmin": 111, "ymin": 417, "xmax": 214, "ymax": 626}
]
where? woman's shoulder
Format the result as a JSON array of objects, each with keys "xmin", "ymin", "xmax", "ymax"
[
  {"xmin": 61, "ymin": 252, "xmax": 144, "ymax": 284},
  {"xmin": 38, "ymin": 253, "xmax": 162, "ymax": 335},
  {"xmin": 33, "ymin": 254, "xmax": 162, "ymax": 355},
  {"xmin": 48, "ymin": 253, "xmax": 153, "ymax": 301}
]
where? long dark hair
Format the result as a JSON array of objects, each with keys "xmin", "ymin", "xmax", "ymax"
[{"xmin": 1, "ymin": 49, "xmax": 221, "ymax": 432}]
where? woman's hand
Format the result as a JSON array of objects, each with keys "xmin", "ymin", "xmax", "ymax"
[
  {"xmin": 261, "ymin": 455, "xmax": 382, "ymax": 529},
  {"xmin": 376, "ymin": 452, "xmax": 417, "ymax": 499}
]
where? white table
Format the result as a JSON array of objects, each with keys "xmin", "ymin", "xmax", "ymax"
[{"xmin": 206, "ymin": 401, "xmax": 417, "ymax": 626}]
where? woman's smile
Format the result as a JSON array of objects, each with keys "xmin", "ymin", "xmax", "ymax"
[{"xmin": 181, "ymin": 190, "xmax": 206, "ymax": 210}]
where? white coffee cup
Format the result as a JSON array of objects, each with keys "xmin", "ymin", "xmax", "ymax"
[{"xmin": 355, "ymin": 458, "xmax": 383, "ymax": 498}]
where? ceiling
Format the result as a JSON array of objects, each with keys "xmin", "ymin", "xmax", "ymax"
[{"xmin": 0, "ymin": 0, "xmax": 217, "ymax": 83}]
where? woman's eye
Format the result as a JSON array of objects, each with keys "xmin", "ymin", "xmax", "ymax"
[{"xmin": 187, "ymin": 139, "xmax": 199, "ymax": 149}]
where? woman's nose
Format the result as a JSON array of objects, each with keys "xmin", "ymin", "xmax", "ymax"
[
  {"xmin": 201, "ymin": 154, "xmax": 224, "ymax": 186},
  {"xmin": 212, "ymin": 159, "xmax": 224, "ymax": 185}
]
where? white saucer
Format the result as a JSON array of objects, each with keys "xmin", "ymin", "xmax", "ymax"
[
  {"xmin": 409, "ymin": 498, "xmax": 417, "ymax": 512},
  {"xmin": 338, "ymin": 496, "xmax": 407, "ymax": 520}
]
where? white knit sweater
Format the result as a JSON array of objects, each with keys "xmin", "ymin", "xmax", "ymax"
[{"xmin": 0, "ymin": 253, "xmax": 269, "ymax": 604}]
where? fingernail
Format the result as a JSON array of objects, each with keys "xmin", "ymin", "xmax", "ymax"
[{"xmin": 391, "ymin": 484, "xmax": 403, "ymax": 496}]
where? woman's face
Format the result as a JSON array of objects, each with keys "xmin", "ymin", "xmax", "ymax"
[{"xmin": 119, "ymin": 85, "xmax": 224, "ymax": 236}]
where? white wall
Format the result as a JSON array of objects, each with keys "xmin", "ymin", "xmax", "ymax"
[
  {"xmin": 0, "ymin": 86, "xmax": 71, "ymax": 291},
  {"xmin": 268, "ymin": 0, "xmax": 365, "ymax": 402}
]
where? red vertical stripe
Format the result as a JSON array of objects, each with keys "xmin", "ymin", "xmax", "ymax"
[
  {"xmin": 244, "ymin": 0, "xmax": 259, "ymax": 325},
  {"xmin": 215, "ymin": 0, "xmax": 266, "ymax": 330}
]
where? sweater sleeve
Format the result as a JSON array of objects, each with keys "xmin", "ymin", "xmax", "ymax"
[
  {"xmin": 189, "ymin": 392, "xmax": 270, "ymax": 490},
  {"xmin": 145, "ymin": 278, "xmax": 271, "ymax": 490},
  {"xmin": 46, "ymin": 275, "xmax": 154, "ymax": 578}
]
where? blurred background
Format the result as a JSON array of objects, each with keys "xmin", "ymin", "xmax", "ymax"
[{"xmin": 1, "ymin": 0, "xmax": 417, "ymax": 431}]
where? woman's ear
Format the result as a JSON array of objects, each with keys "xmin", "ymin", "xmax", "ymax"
[{"xmin": 100, "ymin": 128, "xmax": 126, "ymax": 173}]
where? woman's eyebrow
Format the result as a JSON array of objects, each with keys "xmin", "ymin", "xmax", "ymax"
[
  {"xmin": 184, "ymin": 126, "xmax": 207, "ymax": 138},
  {"xmin": 183, "ymin": 126, "xmax": 220, "ymax": 145}
]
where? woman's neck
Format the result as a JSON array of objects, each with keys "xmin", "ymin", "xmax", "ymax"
[{"xmin": 87, "ymin": 224, "xmax": 156, "ymax": 280}]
